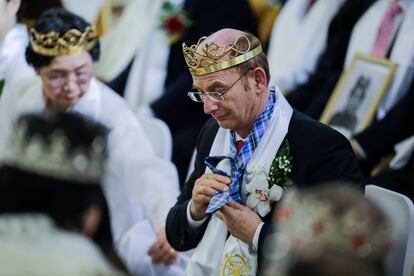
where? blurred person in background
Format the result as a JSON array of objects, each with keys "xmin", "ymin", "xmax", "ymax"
[
  {"xmin": 0, "ymin": 112, "xmax": 124, "ymax": 275},
  {"xmin": 1, "ymin": 0, "xmax": 65, "ymax": 98},
  {"xmin": 285, "ymin": 0, "xmax": 377, "ymax": 116},
  {"xmin": 288, "ymin": 0, "xmax": 414, "ymax": 122},
  {"xmin": 261, "ymin": 185, "xmax": 391, "ymax": 276},
  {"xmin": 267, "ymin": 0, "xmax": 347, "ymax": 93}
]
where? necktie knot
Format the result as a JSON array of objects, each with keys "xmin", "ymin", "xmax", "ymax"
[{"xmin": 389, "ymin": 1, "xmax": 402, "ymax": 16}]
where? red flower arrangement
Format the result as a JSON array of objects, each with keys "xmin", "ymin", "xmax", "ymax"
[{"xmin": 159, "ymin": 2, "xmax": 191, "ymax": 44}]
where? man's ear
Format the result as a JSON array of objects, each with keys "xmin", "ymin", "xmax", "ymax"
[{"xmin": 252, "ymin": 67, "xmax": 267, "ymax": 94}]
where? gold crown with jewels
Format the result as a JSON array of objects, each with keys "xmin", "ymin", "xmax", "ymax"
[
  {"xmin": 29, "ymin": 25, "xmax": 98, "ymax": 57},
  {"xmin": 182, "ymin": 34, "xmax": 263, "ymax": 76}
]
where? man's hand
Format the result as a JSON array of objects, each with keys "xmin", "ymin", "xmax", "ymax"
[
  {"xmin": 148, "ymin": 228, "xmax": 177, "ymax": 266},
  {"xmin": 215, "ymin": 200, "xmax": 262, "ymax": 246},
  {"xmin": 191, "ymin": 173, "xmax": 231, "ymax": 220}
]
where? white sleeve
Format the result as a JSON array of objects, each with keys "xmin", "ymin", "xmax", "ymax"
[
  {"xmin": 107, "ymin": 118, "xmax": 180, "ymax": 231},
  {"xmin": 186, "ymin": 200, "xmax": 208, "ymax": 229},
  {"xmin": 106, "ymin": 185, "xmax": 187, "ymax": 276},
  {"xmin": 0, "ymin": 79, "xmax": 17, "ymax": 159},
  {"xmin": 251, "ymin": 222, "xmax": 264, "ymax": 252}
]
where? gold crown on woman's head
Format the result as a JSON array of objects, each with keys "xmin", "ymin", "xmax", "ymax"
[
  {"xmin": 182, "ymin": 34, "xmax": 263, "ymax": 76},
  {"xmin": 29, "ymin": 25, "xmax": 98, "ymax": 57}
]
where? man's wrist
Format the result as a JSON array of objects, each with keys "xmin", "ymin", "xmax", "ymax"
[{"xmin": 186, "ymin": 200, "xmax": 208, "ymax": 229}]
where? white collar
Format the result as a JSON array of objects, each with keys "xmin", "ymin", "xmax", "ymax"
[
  {"xmin": 398, "ymin": 0, "xmax": 411, "ymax": 11},
  {"xmin": 234, "ymin": 132, "xmax": 245, "ymax": 142}
]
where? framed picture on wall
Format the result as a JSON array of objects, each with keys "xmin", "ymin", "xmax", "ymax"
[{"xmin": 320, "ymin": 53, "xmax": 397, "ymax": 138}]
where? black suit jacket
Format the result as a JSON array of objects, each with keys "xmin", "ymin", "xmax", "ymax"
[
  {"xmin": 286, "ymin": 0, "xmax": 377, "ymax": 119},
  {"xmin": 166, "ymin": 110, "xmax": 363, "ymax": 272},
  {"xmin": 358, "ymin": 79, "xmax": 414, "ymax": 197}
]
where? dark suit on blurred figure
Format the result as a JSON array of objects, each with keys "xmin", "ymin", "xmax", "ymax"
[{"xmin": 286, "ymin": 0, "xmax": 377, "ymax": 119}]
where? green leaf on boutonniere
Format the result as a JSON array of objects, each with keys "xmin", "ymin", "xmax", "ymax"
[{"xmin": 268, "ymin": 138, "xmax": 293, "ymax": 188}]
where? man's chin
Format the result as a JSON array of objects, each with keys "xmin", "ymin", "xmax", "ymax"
[{"xmin": 215, "ymin": 119, "xmax": 233, "ymax": 130}]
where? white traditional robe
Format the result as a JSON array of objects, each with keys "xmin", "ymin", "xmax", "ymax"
[
  {"xmin": 0, "ymin": 214, "xmax": 122, "ymax": 275},
  {"xmin": 0, "ymin": 77, "xmax": 186, "ymax": 275},
  {"xmin": 94, "ymin": 0, "xmax": 164, "ymax": 82},
  {"xmin": 186, "ymin": 89, "xmax": 293, "ymax": 275},
  {"xmin": 62, "ymin": 0, "xmax": 105, "ymax": 24},
  {"xmin": 0, "ymin": 24, "xmax": 29, "ymax": 84},
  {"xmin": 267, "ymin": 0, "xmax": 345, "ymax": 93},
  {"xmin": 123, "ymin": 0, "xmax": 184, "ymax": 111}
]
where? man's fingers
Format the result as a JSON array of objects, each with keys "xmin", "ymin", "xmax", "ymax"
[
  {"xmin": 202, "ymin": 173, "xmax": 231, "ymax": 184},
  {"xmin": 227, "ymin": 199, "xmax": 244, "ymax": 210},
  {"xmin": 195, "ymin": 194, "xmax": 212, "ymax": 204},
  {"xmin": 207, "ymin": 179, "xmax": 231, "ymax": 192},
  {"xmin": 197, "ymin": 179, "xmax": 230, "ymax": 195},
  {"xmin": 200, "ymin": 185, "xmax": 221, "ymax": 197},
  {"xmin": 215, "ymin": 210, "xmax": 224, "ymax": 221}
]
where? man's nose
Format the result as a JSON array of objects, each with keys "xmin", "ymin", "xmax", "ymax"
[{"xmin": 203, "ymin": 96, "xmax": 219, "ymax": 114}]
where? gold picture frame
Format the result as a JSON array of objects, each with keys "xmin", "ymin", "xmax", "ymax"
[{"xmin": 320, "ymin": 53, "xmax": 397, "ymax": 138}]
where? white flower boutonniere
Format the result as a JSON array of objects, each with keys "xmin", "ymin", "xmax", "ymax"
[
  {"xmin": 246, "ymin": 138, "xmax": 293, "ymax": 217},
  {"xmin": 246, "ymin": 174, "xmax": 283, "ymax": 217}
]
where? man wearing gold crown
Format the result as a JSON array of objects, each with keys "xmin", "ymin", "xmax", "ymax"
[
  {"xmin": 165, "ymin": 28, "xmax": 363, "ymax": 275},
  {"xmin": 0, "ymin": 8, "xmax": 187, "ymax": 276}
]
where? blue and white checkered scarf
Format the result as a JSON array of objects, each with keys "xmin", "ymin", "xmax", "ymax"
[{"xmin": 205, "ymin": 90, "xmax": 276, "ymax": 214}]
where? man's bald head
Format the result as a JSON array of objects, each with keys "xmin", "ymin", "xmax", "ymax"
[{"xmin": 183, "ymin": 28, "xmax": 270, "ymax": 80}]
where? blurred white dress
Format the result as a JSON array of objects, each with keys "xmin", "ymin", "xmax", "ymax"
[
  {"xmin": 0, "ymin": 24, "xmax": 29, "ymax": 94},
  {"xmin": 0, "ymin": 214, "xmax": 122, "ymax": 275}
]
